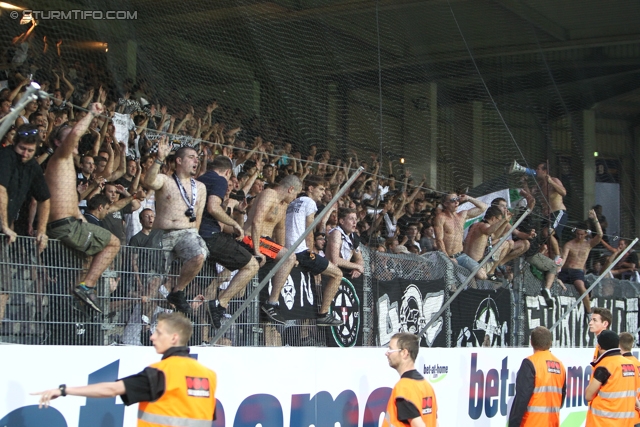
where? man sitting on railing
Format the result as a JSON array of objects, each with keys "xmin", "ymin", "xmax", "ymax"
[
  {"xmin": 143, "ymin": 136, "xmax": 208, "ymax": 316},
  {"xmin": 44, "ymin": 103, "xmax": 121, "ymax": 314},
  {"xmin": 462, "ymin": 206, "xmax": 510, "ymax": 281}
]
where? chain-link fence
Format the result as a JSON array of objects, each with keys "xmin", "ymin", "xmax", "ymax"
[{"xmin": 2, "ymin": 234, "xmax": 639, "ymax": 347}]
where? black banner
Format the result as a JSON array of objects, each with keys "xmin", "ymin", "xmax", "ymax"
[
  {"xmin": 451, "ymin": 288, "xmax": 512, "ymax": 347},
  {"xmin": 375, "ymin": 278, "xmax": 448, "ymax": 348},
  {"xmin": 257, "ymin": 264, "xmax": 365, "ymax": 347},
  {"xmin": 325, "ymin": 275, "xmax": 365, "ymax": 347},
  {"xmin": 524, "ymin": 296, "xmax": 639, "ymax": 347},
  {"xmin": 258, "ymin": 264, "xmax": 320, "ymax": 320}
]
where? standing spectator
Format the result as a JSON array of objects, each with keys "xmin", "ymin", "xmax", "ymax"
[
  {"xmin": 101, "ymin": 182, "xmax": 141, "ymax": 245},
  {"xmin": 32, "ymin": 313, "xmax": 218, "ymax": 425},
  {"xmin": 144, "ymin": 136, "xmax": 208, "ymax": 316},
  {"xmin": 0, "ymin": 124, "xmax": 50, "ymax": 252},
  {"xmin": 383, "ymin": 332, "xmax": 438, "ymax": 427},
  {"xmin": 314, "ymin": 232, "xmax": 327, "ymax": 256},
  {"xmin": 196, "ymin": 156, "xmax": 259, "ymax": 329},
  {"xmin": 326, "ymin": 208, "xmax": 365, "ymax": 279},
  {"xmin": 589, "ymin": 307, "xmax": 612, "ymax": 362},
  {"xmin": 508, "ymin": 326, "xmax": 566, "ymax": 427},
  {"xmin": 115, "ymin": 158, "xmax": 138, "ymax": 191},
  {"xmin": 558, "ymin": 210, "xmax": 603, "ymax": 315},
  {"xmin": 433, "ymin": 192, "xmax": 487, "ymax": 265},
  {"xmin": 585, "ymin": 330, "xmax": 638, "ymax": 426},
  {"xmin": 129, "ymin": 208, "xmax": 164, "ymax": 279},
  {"xmin": 44, "ymin": 103, "xmax": 120, "ymax": 313},
  {"xmin": 285, "ymin": 175, "xmax": 343, "ymax": 326},
  {"xmin": 83, "ymin": 194, "xmax": 110, "ymax": 227},
  {"xmin": 419, "ymin": 223, "xmax": 436, "ymax": 253}
]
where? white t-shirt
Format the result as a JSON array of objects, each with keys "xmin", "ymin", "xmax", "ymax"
[{"xmin": 285, "ymin": 195, "xmax": 317, "ymax": 253}]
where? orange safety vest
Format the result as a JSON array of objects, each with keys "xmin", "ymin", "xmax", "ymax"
[
  {"xmin": 587, "ymin": 353, "xmax": 637, "ymax": 427},
  {"xmin": 520, "ymin": 350, "xmax": 566, "ymax": 427},
  {"xmin": 137, "ymin": 355, "xmax": 217, "ymax": 427},
  {"xmin": 622, "ymin": 352, "xmax": 640, "ymax": 424},
  {"xmin": 383, "ymin": 371, "xmax": 437, "ymax": 427}
]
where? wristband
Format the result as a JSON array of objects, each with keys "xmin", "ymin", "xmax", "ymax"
[
  {"xmin": 46, "ymin": 147, "xmax": 54, "ymax": 155},
  {"xmin": 59, "ymin": 384, "xmax": 67, "ymax": 397},
  {"xmin": 154, "ymin": 159, "xmax": 164, "ymax": 166}
]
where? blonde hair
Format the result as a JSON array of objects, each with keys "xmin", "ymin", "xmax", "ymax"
[{"xmin": 157, "ymin": 312, "xmax": 193, "ymax": 346}]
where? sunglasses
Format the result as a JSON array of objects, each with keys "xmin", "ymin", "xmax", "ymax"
[
  {"xmin": 17, "ymin": 128, "xmax": 40, "ymax": 137},
  {"xmin": 448, "ymin": 197, "xmax": 460, "ymax": 203}
]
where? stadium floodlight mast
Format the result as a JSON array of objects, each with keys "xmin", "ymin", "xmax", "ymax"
[
  {"xmin": 550, "ymin": 237, "xmax": 638, "ymax": 332},
  {"xmin": 0, "ymin": 82, "xmax": 45, "ymax": 140},
  {"xmin": 417, "ymin": 208, "xmax": 532, "ymax": 339},
  {"xmin": 210, "ymin": 166, "xmax": 365, "ymax": 345}
]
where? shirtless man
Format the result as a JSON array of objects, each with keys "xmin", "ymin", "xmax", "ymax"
[
  {"xmin": 433, "ymin": 192, "xmax": 488, "ymax": 271},
  {"xmin": 558, "ymin": 209, "xmax": 602, "ymax": 314},
  {"xmin": 45, "ymin": 103, "xmax": 120, "ymax": 313},
  {"xmin": 525, "ymin": 163, "xmax": 568, "ymax": 259},
  {"xmin": 326, "ymin": 208, "xmax": 365, "ymax": 278},
  {"xmin": 462, "ymin": 206, "xmax": 510, "ymax": 280},
  {"xmin": 243, "ymin": 174, "xmax": 301, "ymax": 324},
  {"xmin": 144, "ymin": 137, "xmax": 208, "ymax": 316}
]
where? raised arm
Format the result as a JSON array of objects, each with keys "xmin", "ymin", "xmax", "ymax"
[
  {"xmin": 55, "ymin": 103, "xmax": 102, "ymax": 159},
  {"xmin": 588, "ymin": 209, "xmax": 603, "ymax": 248},
  {"xmin": 143, "ymin": 136, "xmax": 169, "ymax": 191},
  {"xmin": 459, "ymin": 194, "xmax": 488, "ymax": 219}
]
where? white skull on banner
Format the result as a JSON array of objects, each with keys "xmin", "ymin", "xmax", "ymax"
[{"xmin": 281, "ymin": 274, "xmax": 296, "ymax": 310}]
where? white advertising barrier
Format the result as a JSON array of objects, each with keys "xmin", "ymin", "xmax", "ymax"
[{"xmin": 0, "ymin": 346, "xmax": 601, "ymax": 427}]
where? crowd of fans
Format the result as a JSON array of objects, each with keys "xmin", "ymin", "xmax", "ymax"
[{"xmin": 0, "ymin": 31, "xmax": 636, "ymax": 345}]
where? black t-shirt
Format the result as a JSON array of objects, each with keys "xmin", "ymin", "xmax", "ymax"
[
  {"xmin": 0, "ymin": 147, "xmax": 51, "ymax": 222},
  {"xmin": 102, "ymin": 204, "xmax": 133, "ymax": 243},
  {"xmin": 515, "ymin": 210, "xmax": 541, "ymax": 258},
  {"xmin": 197, "ymin": 170, "xmax": 228, "ymax": 237},
  {"xmin": 129, "ymin": 229, "xmax": 164, "ymax": 272}
]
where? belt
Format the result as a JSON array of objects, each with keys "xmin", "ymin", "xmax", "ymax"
[
  {"xmin": 47, "ymin": 217, "xmax": 77, "ymax": 230},
  {"xmin": 451, "ymin": 252, "xmax": 463, "ymax": 258}
]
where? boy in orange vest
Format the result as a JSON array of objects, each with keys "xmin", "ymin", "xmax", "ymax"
[{"xmin": 31, "ymin": 312, "xmax": 217, "ymax": 426}]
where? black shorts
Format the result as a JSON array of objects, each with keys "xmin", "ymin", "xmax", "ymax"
[
  {"xmin": 558, "ymin": 268, "xmax": 585, "ymax": 284},
  {"xmin": 542, "ymin": 210, "xmax": 568, "ymax": 237},
  {"xmin": 204, "ymin": 232, "xmax": 253, "ymax": 272},
  {"xmin": 295, "ymin": 250, "xmax": 329, "ymax": 276}
]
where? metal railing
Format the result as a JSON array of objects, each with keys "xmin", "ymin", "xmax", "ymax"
[{"xmin": 2, "ymin": 234, "xmax": 638, "ymax": 347}]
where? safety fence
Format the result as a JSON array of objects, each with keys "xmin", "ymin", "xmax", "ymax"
[{"xmin": 1, "ymin": 235, "xmax": 638, "ymax": 347}]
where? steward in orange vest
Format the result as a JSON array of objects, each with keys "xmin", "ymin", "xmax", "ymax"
[
  {"xmin": 619, "ymin": 332, "xmax": 640, "ymax": 426},
  {"xmin": 32, "ymin": 312, "xmax": 218, "ymax": 427},
  {"xmin": 508, "ymin": 326, "xmax": 566, "ymax": 427},
  {"xmin": 586, "ymin": 330, "xmax": 638, "ymax": 427},
  {"xmin": 383, "ymin": 332, "xmax": 438, "ymax": 427}
]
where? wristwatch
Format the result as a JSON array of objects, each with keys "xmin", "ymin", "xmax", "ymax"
[
  {"xmin": 154, "ymin": 158, "xmax": 164, "ymax": 165},
  {"xmin": 59, "ymin": 384, "xmax": 67, "ymax": 397}
]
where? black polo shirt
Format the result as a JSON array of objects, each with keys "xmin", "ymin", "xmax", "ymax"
[{"xmin": 0, "ymin": 146, "xmax": 50, "ymax": 222}]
